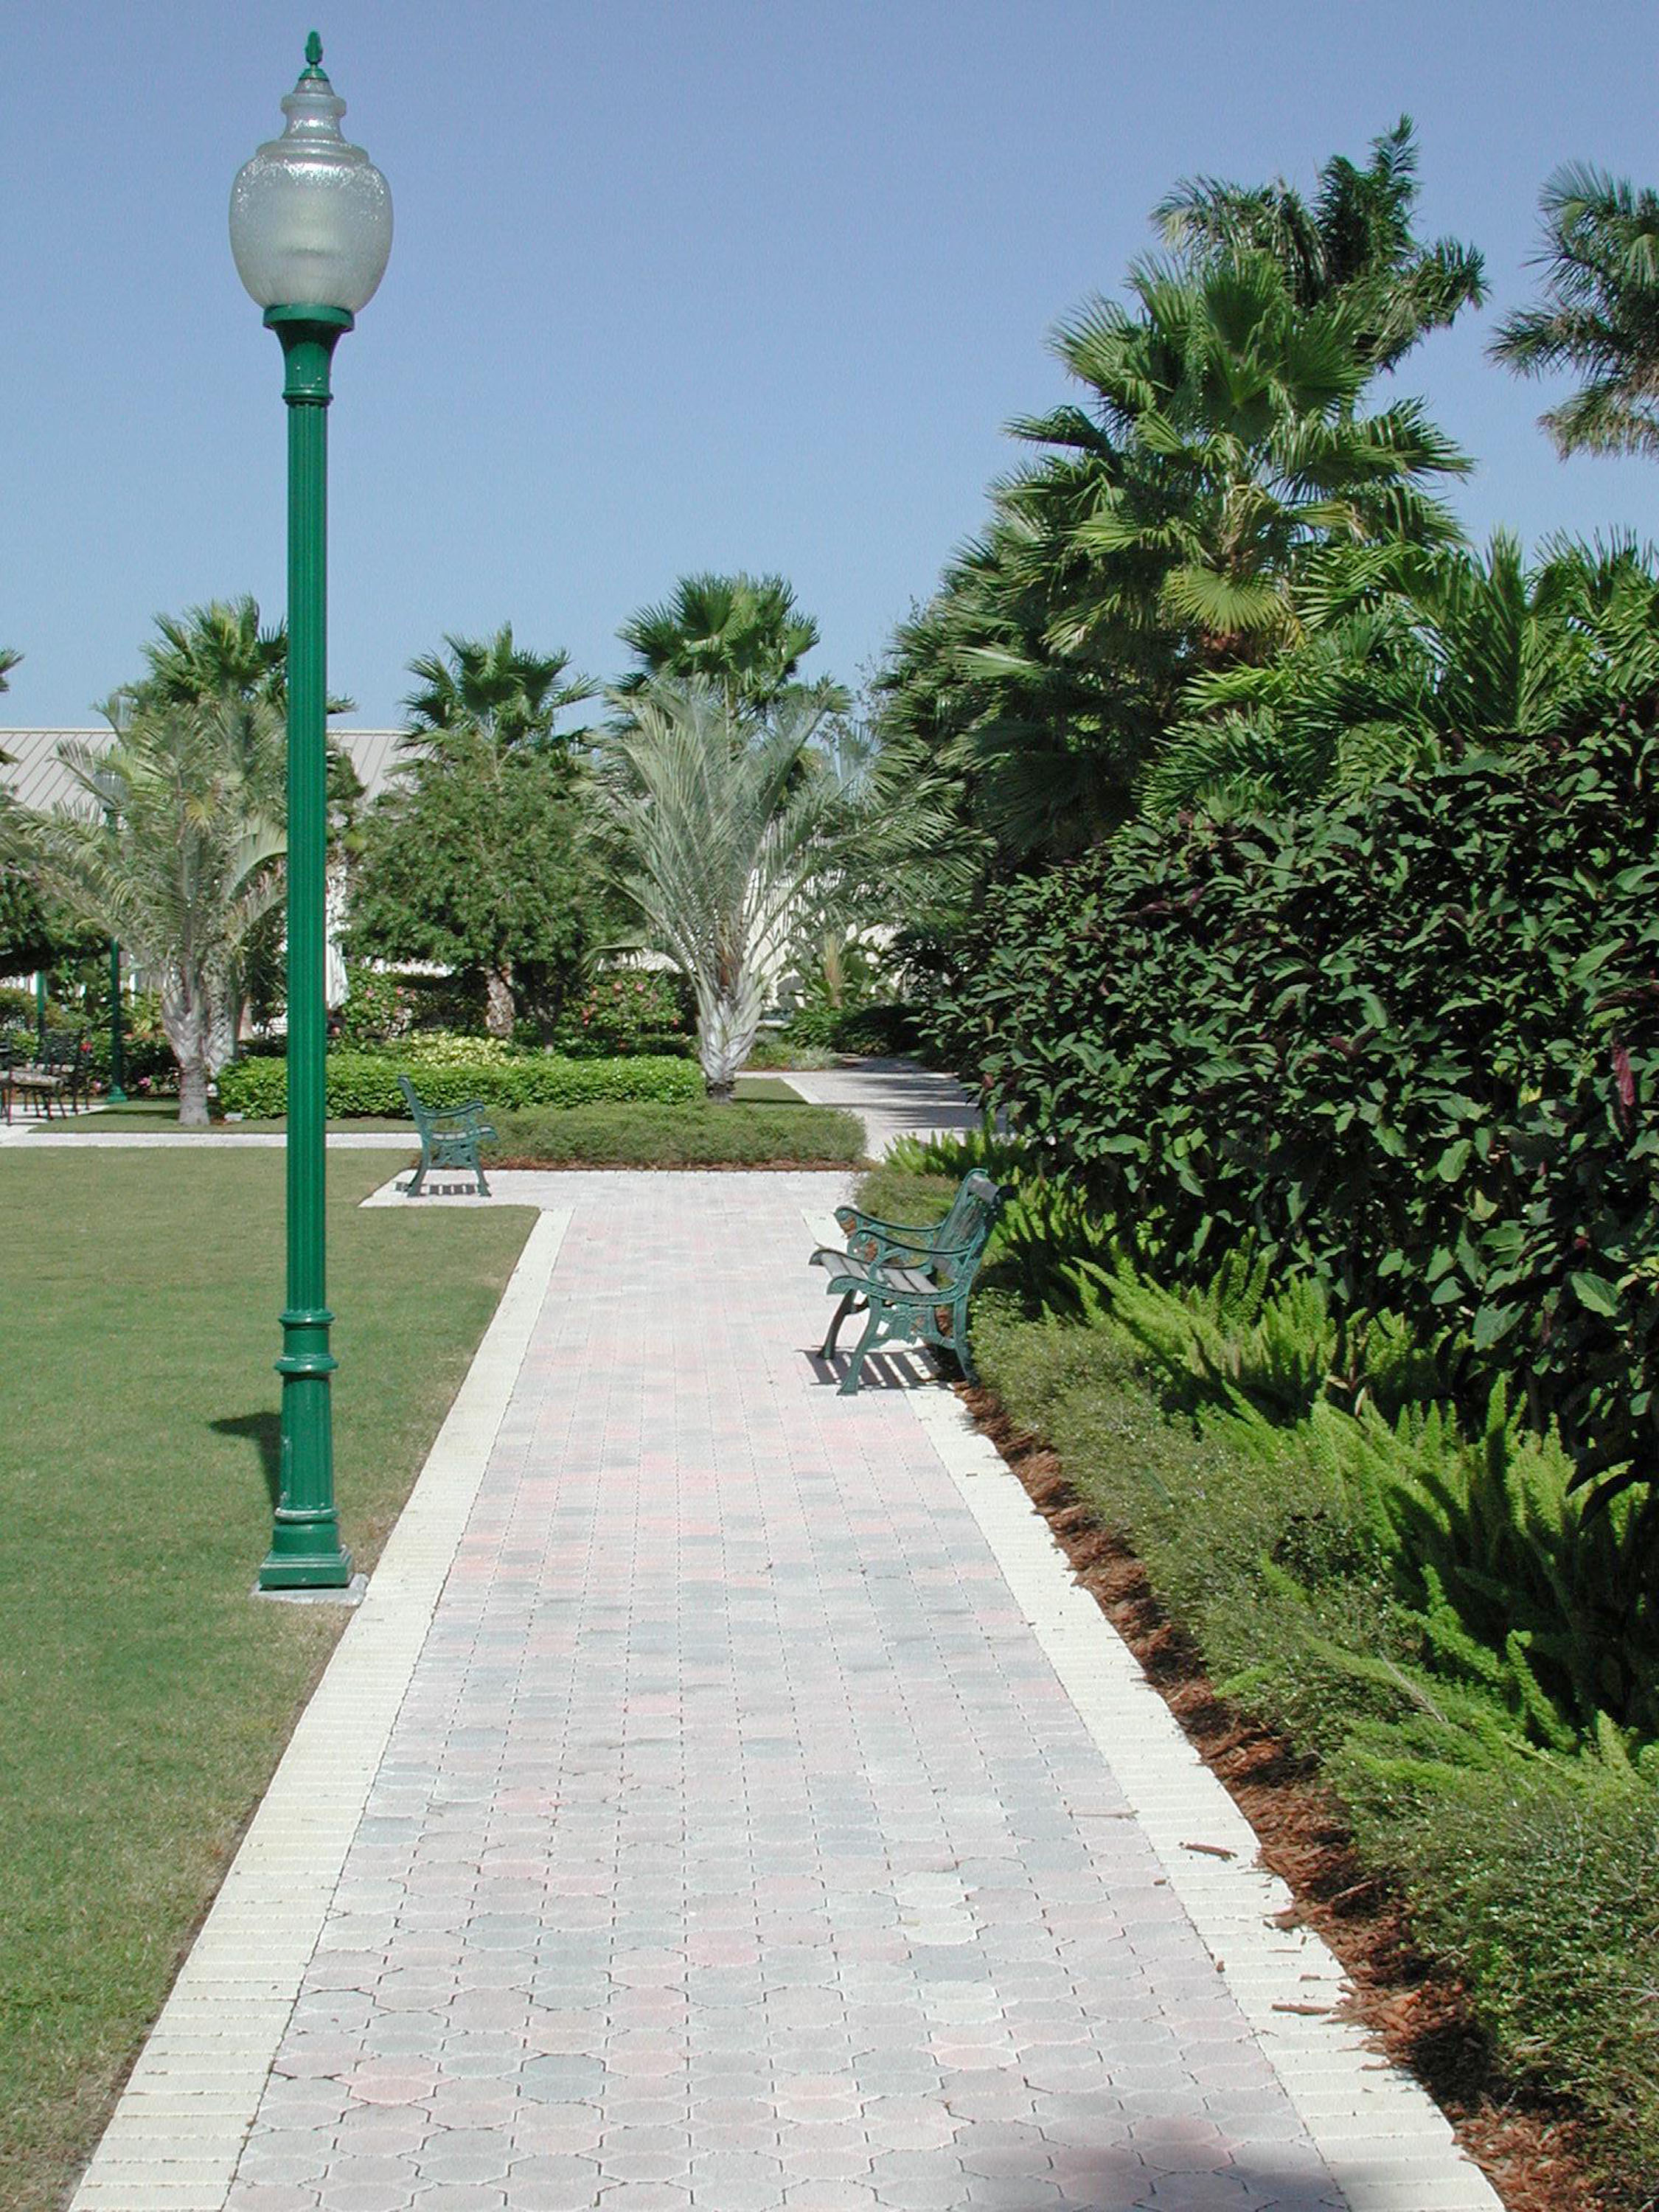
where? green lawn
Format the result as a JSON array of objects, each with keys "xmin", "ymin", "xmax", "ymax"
[{"xmin": 0, "ymin": 1151, "xmax": 535, "ymax": 2212}]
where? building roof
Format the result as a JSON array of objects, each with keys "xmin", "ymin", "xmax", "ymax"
[{"xmin": 0, "ymin": 728, "xmax": 414, "ymax": 815}]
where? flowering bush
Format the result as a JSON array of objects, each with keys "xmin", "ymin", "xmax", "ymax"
[
  {"xmin": 335, "ymin": 964, "xmax": 419, "ymax": 1048},
  {"xmin": 550, "ymin": 970, "xmax": 692, "ymax": 1059}
]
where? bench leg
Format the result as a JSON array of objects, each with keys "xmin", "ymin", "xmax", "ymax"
[
  {"xmin": 956, "ymin": 1302, "xmax": 978, "ymax": 1386},
  {"xmin": 838, "ymin": 1303, "xmax": 888, "ymax": 1396},
  {"xmin": 404, "ymin": 1149, "xmax": 428, "ymax": 1197},
  {"xmin": 821, "ymin": 1290, "xmax": 859, "ymax": 1360},
  {"xmin": 473, "ymin": 1155, "xmax": 491, "ymax": 1197}
]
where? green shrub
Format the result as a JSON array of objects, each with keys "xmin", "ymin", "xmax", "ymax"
[
  {"xmin": 216, "ymin": 1051, "xmax": 700, "ymax": 1119},
  {"xmin": 547, "ymin": 970, "xmax": 693, "ymax": 1059},
  {"xmin": 932, "ymin": 714, "xmax": 1659, "ymax": 1507},
  {"xmin": 744, "ymin": 1032, "xmax": 838, "ymax": 1071},
  {"xmin": 334, "ymin": 964, "xmax": 420, "ymax": 1048},
  {"xmin": 961, "ymin": 1279, "xmax": 1659, "ymax": 2194},
  {"xmin": 785, "ymin": 1001, "xmax": 919, "ymax": 1056},
  {"xmin": 1352, "ymin": 1750, "xmax": 1659, "ymax": 2192},
  {"xmin": 485, "ymin": 1100, "xmax": 863, "ymax": 1168}
]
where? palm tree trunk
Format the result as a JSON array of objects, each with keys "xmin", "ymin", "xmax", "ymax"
[
  {"xmin": 484, "ymin": 966, "xmax": 515, "ymax": 1039},
  {"xmin": 177, "ymin": 1055, "xmax": 212, "ymax": 1128},
  {"xmin": 161, "ymin": 979, "xmax": 218, "ymax": 1128},
  {"xmin": 697, "ymin": 982, "xmax": 762, "ymax": 1102}
]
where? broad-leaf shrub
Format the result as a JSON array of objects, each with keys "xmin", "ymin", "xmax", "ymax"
[
  {"xmin": 547, "ymin": 970, "xmax": 692, "ymax": 1059},
  {"xmin": 217, "ymin": 1051, "xmax": 699, "ymax": 1119},
  {"xmin": 932, "ymin": 714, "xmax": 1659, "ymax": 1499}
]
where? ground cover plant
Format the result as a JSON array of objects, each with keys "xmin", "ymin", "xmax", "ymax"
[
  {"xmin": 484, "ymin": 1096, "xmax": 863, "ymax": 1168},
  {"xmin": 0, "ymin": 1150, "xmax": 533, "ymax": 2212},
  {"xmin": 858, "ymin": 1137, "xmax": 1659, "ymax": 2203}
]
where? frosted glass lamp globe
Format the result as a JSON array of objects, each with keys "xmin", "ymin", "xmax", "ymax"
[{"xmin": 229, "ymin": 35, "xmax": 392, "ymax": 316}]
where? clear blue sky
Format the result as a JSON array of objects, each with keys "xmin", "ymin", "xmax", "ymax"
[{"xmin": 4, "ymin": 0, "xmax": 1656, "ymax": 726}]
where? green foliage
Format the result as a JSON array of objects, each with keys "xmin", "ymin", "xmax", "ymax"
[
  {"xmin": 784, "ymin": 1000, "xmax": 919, "ymax": 1056},
  {"xmin": 932, "ymin": 711, "xmax": 1659, "ymax": 1506},
  {"xmin": 400, "ymin": 624, "xmax": 595, "ymax": 755},
  {"xmin": 1494, "ymin": 164, "xmax": 1659, "ymax": 459},
  {"xmin": 334, "ymin": 964, "xmax": 420, "ymax": 1048},
  {"xmin": 954, "ymin": 1271, "xmax": 1659, "ymax": 2194},
  {"xmin": 347, "ymin": 731, "xmax": 600, "ymax": 1032},
  {"xmin": 616, "ymin": 572, "xmax": 830, "ymax": 709},
  {"xmin": 877, "ymin": 126, "xmax": 1475, "ymax": 870},
  {"xmin": 6, "ymin": 699, "xmax": 288, "ymax": 1124},
  {"xmin": 1155, "ymin": 116, "xmax": 1485, "ymax": 373},
  {"xmin": 215, "ymin": 1050, "xmax": 700, "ymax": 1120},
  {"xmin": 484, "ymin": 1099, "xmax": 863, "ymax": 1168},
  {"xmin": 1146, "ymin": 532, "xmax": 1659, "ymax": 815},
  {"xmin": 596, "ymin": 679, "xmax": 856, "ymax": 1096},
  {"xmin": 547, "ymin": 969, "xmax": 692, "ymax": 1058},
  {"xmin": 1358, "ymin": 1753, "xmax": 1659, "ymax": 2183}
]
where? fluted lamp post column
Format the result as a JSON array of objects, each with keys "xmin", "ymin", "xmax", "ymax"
[{"xmin": 230, "ymin": 32, "xmax": 392, "ymax": 1589}]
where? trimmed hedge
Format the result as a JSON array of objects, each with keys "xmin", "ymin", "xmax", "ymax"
[
  {"xmin": 933, "ymin": 713, "xmax": 1659, "ymax": 1501},
  {"xmin": 485, "ymin": 1100, "xmax": 863, "ymax": 1168},
  {"xmin": 216, "ymin": 1051, "xmax": 700, "ymax": 1120}
]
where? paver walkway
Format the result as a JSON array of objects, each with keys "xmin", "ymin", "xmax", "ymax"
[
  {"xmin": 74, "ymin": 1141, "xmax": 1500, "ymax": 2212},
  {"xmin": 247, "ymin": 1176, "xmax": 1332, "ymax": 2212}
]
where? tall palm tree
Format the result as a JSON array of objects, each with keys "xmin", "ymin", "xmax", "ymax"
[
  {"xmin": 1025, "ymin": 251, "xmax": 1470, "ymax": 648},
  {"xmin": 1492, "ymin": 165, "xmax": 1659, "ymax": 458},
  {"xmin": 7, "ymin": 700, "xmax": 287, "ymax": 1123},
  {"xmin": 402, "ymin": 625, "xmax": 595, "ymax": 756},
  {"xmin": 596, "ymin": 680, "xmax": 855, "ymax": 1097},
  {"xmin": 1143, "ymin": 532, "xmax": 1659, "ymax": 812},
  {"xmin": 0, "ymin": 647, "xmax": 18, "ymax": 698},
  {"xmin": 881, "ymin": 251, "xmax": 1469, "ymax": 864},
  {"xmin": 616, "ymin": 574, "xmax": 830, "ymax": 709},
  {"xmin": 104, "ymin": 596, "xmax": 355, "ymax": 723},
  {"xmin": 1155, "ymin": 117, "xmax": 1486, "ymax": 372}
]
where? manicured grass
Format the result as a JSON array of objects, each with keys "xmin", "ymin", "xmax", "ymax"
[
  {"xmin": 0, "ymin": 1151, "xmax": 534, "ymax": 2212},
  {"xmin": 485, "ymin": 1097, "xmax": 863, "ymax": 1168},
  {"xmin": 45, "ymin": 1101, "xmax": 412, "ymax": 1133}
]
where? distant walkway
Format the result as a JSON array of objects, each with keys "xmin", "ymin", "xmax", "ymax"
[{"xmin": 785, "ymin": 1060, "xmax": 982, "ymax": 1155}]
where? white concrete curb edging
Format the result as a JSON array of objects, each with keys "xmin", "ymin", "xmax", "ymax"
[
  {"xmin": 69, "ymin": 1208, "xmax": 571, "ymax": 2212},
  {"xmin": 903, "ymin": 1377, "xmax": 1505, "ymax": 2212}
]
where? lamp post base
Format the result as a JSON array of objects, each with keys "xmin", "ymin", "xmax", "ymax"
[{"xmin": 259, "ymin": 1517, "xmax": 353, "ymax": 1590}]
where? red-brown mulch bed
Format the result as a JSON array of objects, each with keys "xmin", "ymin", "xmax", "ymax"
[{"xmin": 960, "ymin": 1385, "xmax": 1613, "ymax": 2212}]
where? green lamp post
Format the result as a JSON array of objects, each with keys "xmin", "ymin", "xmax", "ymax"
[
  {"xmin": 231, "ymin": 32, "xmax": 392, "ymax": 1590},
  {"xmin": 103, "ymin": 804, "xmax": 126, "ymax": 1104},
  {"xmin": 106, "ymin": 942, "xmax": 127, "ymax": 1104}
]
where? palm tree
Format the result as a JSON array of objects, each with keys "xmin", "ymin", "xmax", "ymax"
[
  {"xmin": 881, "ymin": 251, "xmax": 1469, "ymax": 865},
  {"xmin": 0, "ymin": 647, "xmax": 18, "ymax": 698},
  {"xmin": 1155, "ymin": 117, "xmax": 1486, "ymax": 372},
  {"xmin": 1492, "ymin": 165, "xmax": 1659, "ymax": 458},
  {"xmin": 1142, "ymin": 532, "xmax": 1659, "ymax": 812},
  {"xmin": 1026, "ymin": 251, "xmax": 1470, "ymax": 648},
  {"xmin": 7, "ymin": 700, "xmax": 287, "ymax": 1123},
  {"xmin": 596, "ymin": 680, "xmax": 857, "ymax": 1097},
  {"xmin": 402, "ymin": 625, "xmax": 596, "ymax": 757},
  {"xmin": 105, "ymin": 596, "xmax": 355, "ymax": 722},
  {"xmin": 617, "ymin": 574, "xmax": 830, "ymax": 709}
]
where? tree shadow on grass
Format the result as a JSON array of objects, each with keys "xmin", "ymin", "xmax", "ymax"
[{"xmin": 212, "ymin": 1411, "xmax": 281, "ymax": 1508}]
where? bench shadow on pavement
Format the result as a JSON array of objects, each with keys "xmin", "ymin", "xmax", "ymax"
[{"xmin": 804, "ymin": 1346, "xmax": 939, "ymax": 1392}]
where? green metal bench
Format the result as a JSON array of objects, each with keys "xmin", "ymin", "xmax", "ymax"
[
  {"xmin": 9, "ymin": 1029, "xmax": 88, "ymax": 1121},
  {"xmin": 397, "ymin": 1074, "xmax": 496, "ymax": 1197},
  {"xmin": 810, "ymin": 1169, "xmax": 1005, "ymax": 1395}
]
